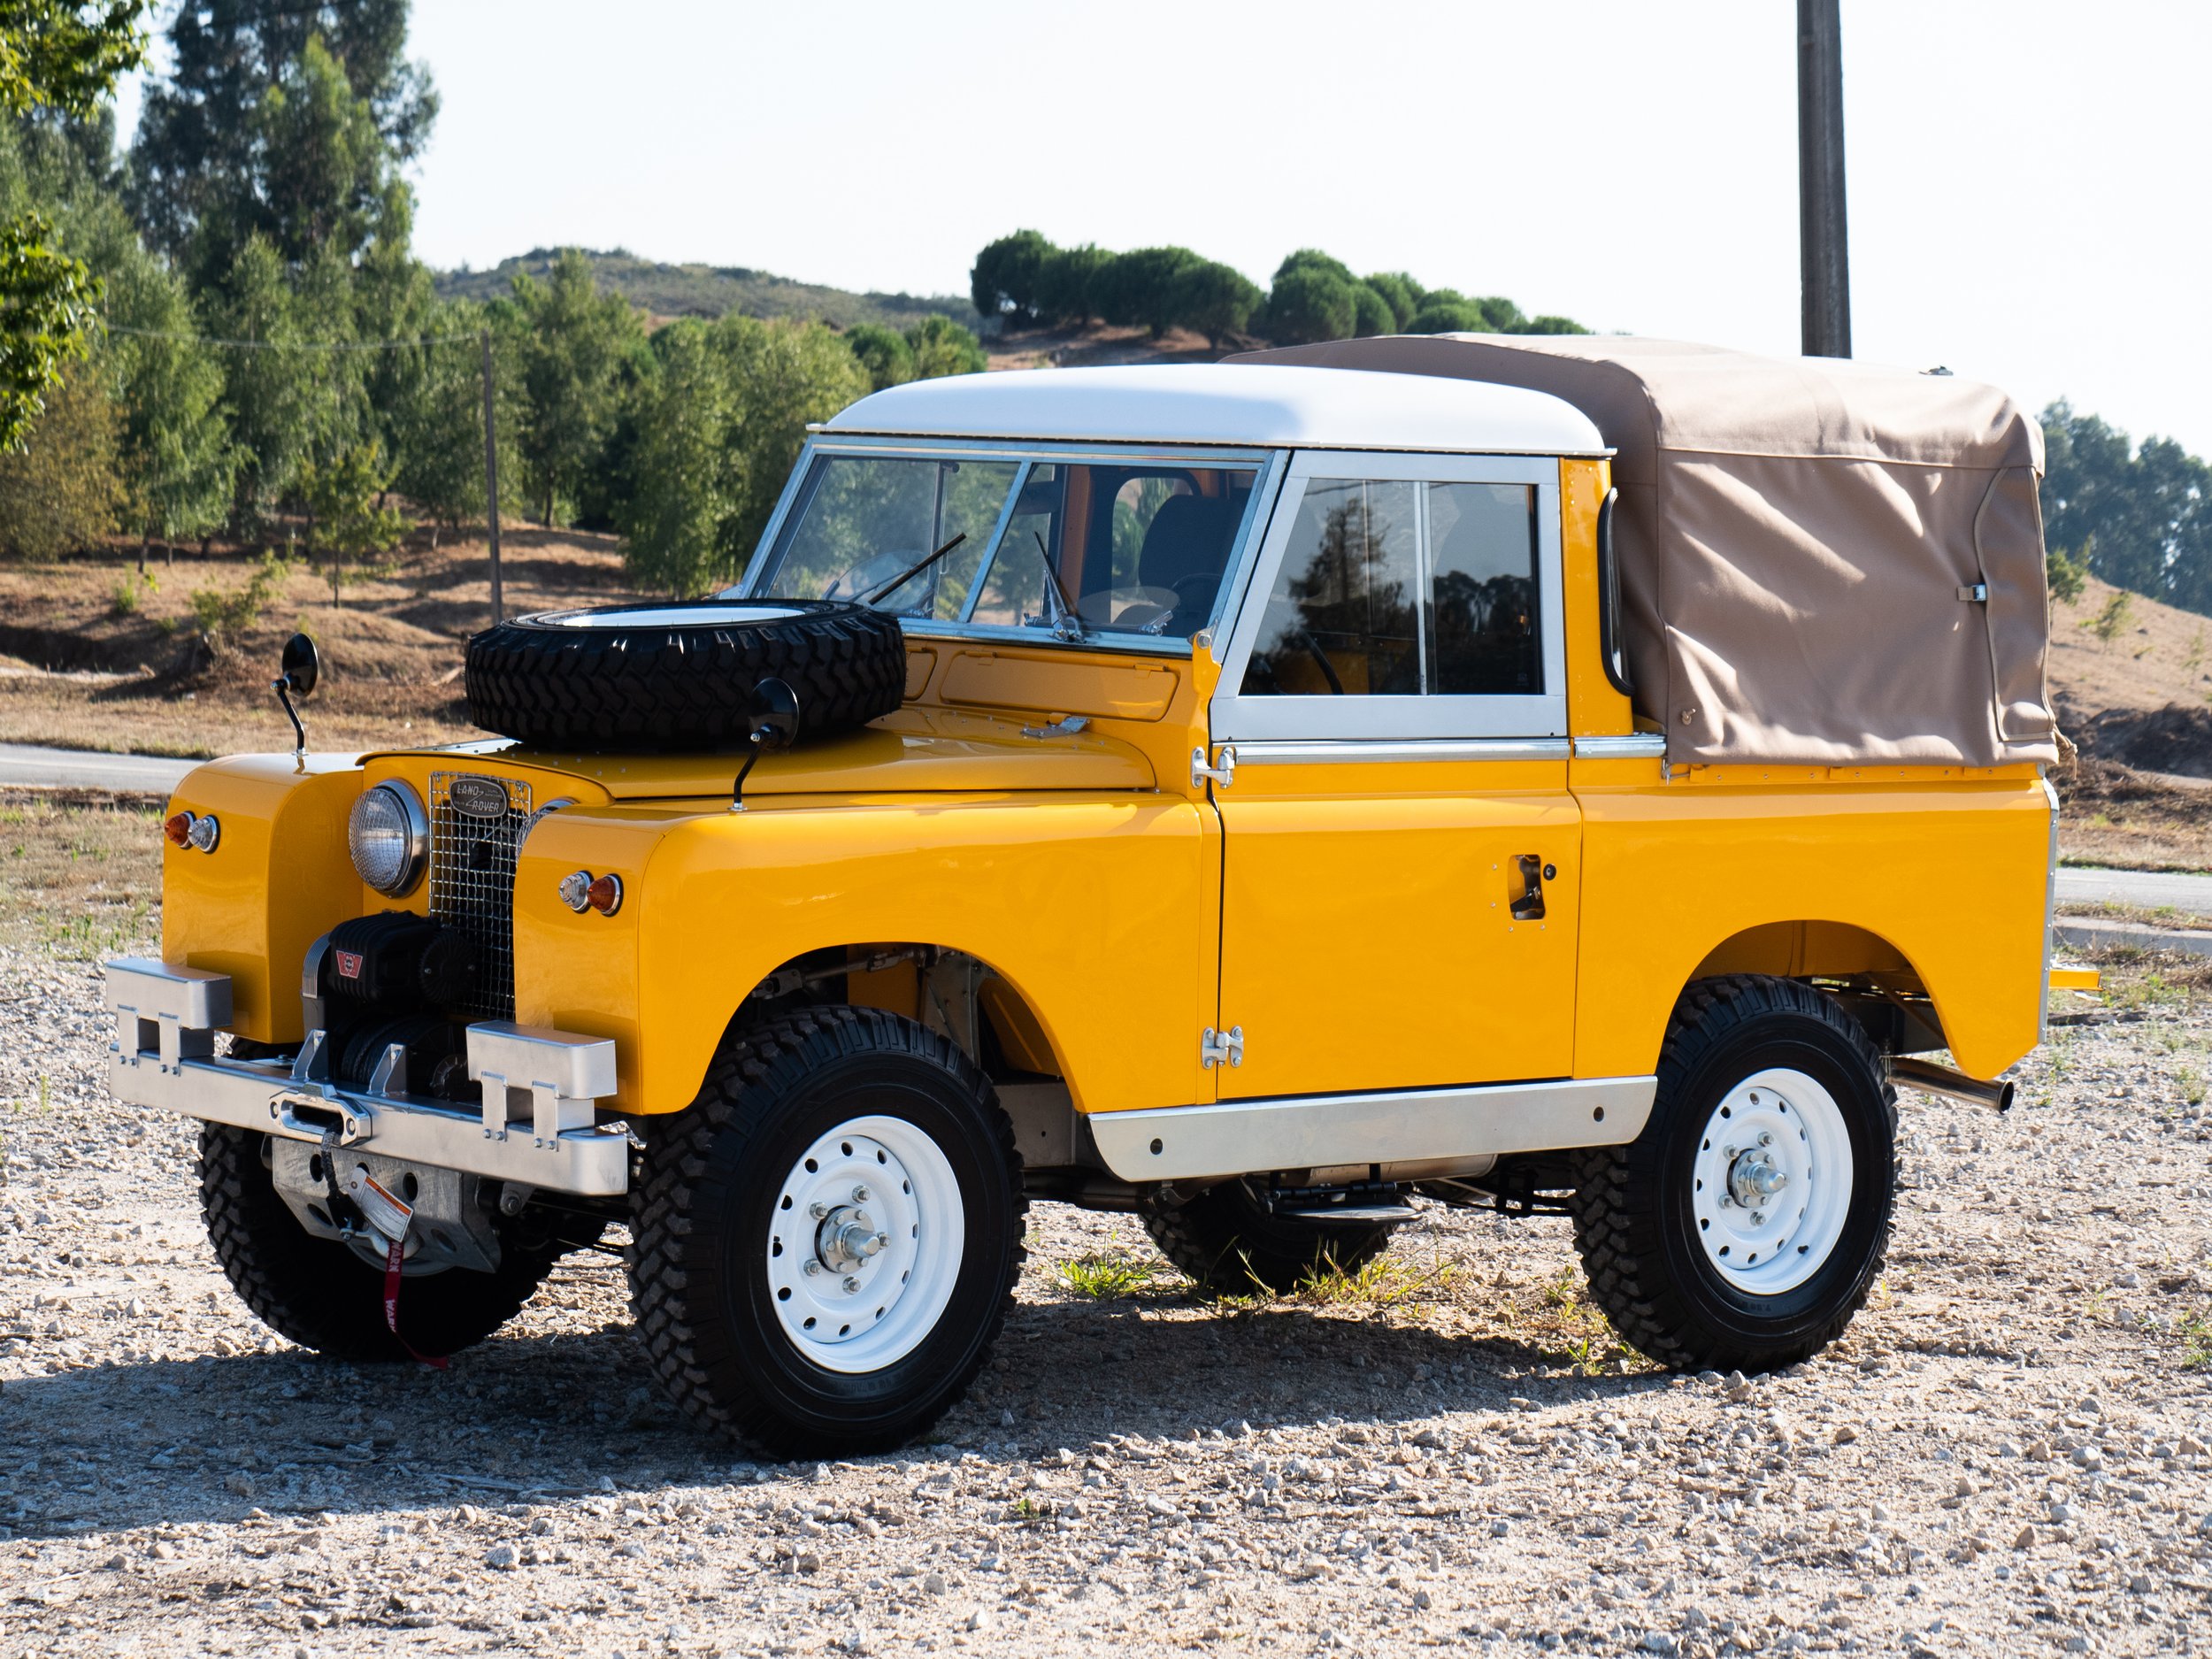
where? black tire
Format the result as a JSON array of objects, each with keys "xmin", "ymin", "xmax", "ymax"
[
  {"xmin": 1570, "ymin": 975, "xmax": 1898, "ymax": 1373},
  {"xmin": 1141, "ymin": 1179, "xmax": 1401, "ymax": 1296},
  {"xmin": 197, "ymin": 1123, "xmax": 562, "ymax": 1362},
  {"xmin": 464, "ymin": 600, "xmax": 907, "ymax": 753},
  {"xmin": 628, "ymin": 1007, "xmax": 1025, "ymax": 1457}
]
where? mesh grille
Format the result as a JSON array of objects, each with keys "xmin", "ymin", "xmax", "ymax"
[{"xmin": 429, "ymin": 772, "xmax": 531, "ymax": 1020}]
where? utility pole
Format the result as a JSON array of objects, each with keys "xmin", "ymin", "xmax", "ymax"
[
  {"xmin": 480, "ymin": 329, "xmax": 503, "ymax": 623},
  {"xmin": 1798, "ymin": 0, "xmax": 1851, "ymax": 357}
]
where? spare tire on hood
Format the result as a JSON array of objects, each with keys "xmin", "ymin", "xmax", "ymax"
[{"xmin": 464, "ymin": 600, "xmax": 907, "ymax": 753}]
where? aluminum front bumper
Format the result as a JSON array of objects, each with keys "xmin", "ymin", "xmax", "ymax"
[{"xmin": 104, "ymin": 956, "xmax": 629, "ymax": 1196}]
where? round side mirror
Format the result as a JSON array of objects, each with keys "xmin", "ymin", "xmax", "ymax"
[
  {"xmin": 749, "ymin": 678, "xmax": 801, "ymax": 750},
  {"xmin": 280, "ymin": 633, "xmax": 320, "ymax": 697}
]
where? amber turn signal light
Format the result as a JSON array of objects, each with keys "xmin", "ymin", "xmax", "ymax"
[
  {"xmin": 164, "ymin": 811, "xmax": 195, "ymax": 847},
  {"xmin": 558, "ymin": 870, "xmax": 622, "ymax": 916}
]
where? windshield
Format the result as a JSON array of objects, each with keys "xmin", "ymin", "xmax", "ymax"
[{"xmin": 743, "ymin": 449, "xmax": 1263, "ymax": 643}]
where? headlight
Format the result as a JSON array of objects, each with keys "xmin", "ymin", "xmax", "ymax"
[{"xmin": 348, "ymin": 782, "xmax": 428, "ymax": 896}]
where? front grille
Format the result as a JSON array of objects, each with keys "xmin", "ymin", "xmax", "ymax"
[{"xmin": 429, "ymin": 772, "xmax": 531, "ymax": 1020}]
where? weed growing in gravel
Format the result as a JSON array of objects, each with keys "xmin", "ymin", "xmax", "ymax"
[
  {"xmin": 1290, "ymin": 1253, "xmax": 1459, "ymax": 1310},
  {"xmin": 1527, "ymin": 1263, "xmax": 1653, "ymax": 1376},
  {"xmin": 1058, "ymin": 1253, "xmax": 1173, "ymax": 1301},
  {"xmin": 2180, "ymin": 1308, "xmax": 2212, "ymax": 1371}
]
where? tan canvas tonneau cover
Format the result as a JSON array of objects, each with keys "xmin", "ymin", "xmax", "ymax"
[{"xmin": 1231, "ymin": 335, "xmax": 2057, "ymax": 770}]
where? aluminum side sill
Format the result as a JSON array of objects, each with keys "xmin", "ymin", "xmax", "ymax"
[{"xmin": 1087, "ymin": 1074, "xmax": 1657, "ymax": 1183}]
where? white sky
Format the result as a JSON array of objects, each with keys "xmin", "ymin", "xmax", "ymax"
[{"xmin": 117, "ymin": 0, "xmax": 2212, "ymax": 457}]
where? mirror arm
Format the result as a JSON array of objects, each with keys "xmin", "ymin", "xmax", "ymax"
[{"xmin": 273, "ymin": 677, "xmax": 306, "ymax": 759}]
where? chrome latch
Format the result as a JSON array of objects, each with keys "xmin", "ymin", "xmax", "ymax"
[
  {"xmin": 1200, "ymin": 1025, "xmax": 1244, "ymax": 1069},
  {"xmin": 1191, "ymin": 744, "xmax": 1235, "ymax": 791}
]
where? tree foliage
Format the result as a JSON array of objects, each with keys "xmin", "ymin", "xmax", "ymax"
[
  {"xmin": 623, "ymin": 315, "xmax": 868, "ymax": 596},
  {"xmin": 902, "ymin": 313, "xmax": 984, "ymax": 379},
  {"xmin": 298, "ymin": 436, "xmax": 402, "ymax": 603},
  {"xmin": 845, "ymin": 321, "xmax": 912, "ymax": 391},
  {"xmin": 0, "ymin": 0, "xmax": 143, "ymax": 448},
  {"xmin": 0, "ymin": 362, "xmax": 120, "ymax": 555},
  {"xmin": 970, "ymin": 228, "xmax": 1049, "ymax": 327},
  {"xmin": 129, "ymin": 0, "xmax": 434, "ymax": 270},
  {"xmin": 2042, "ymin": 401, "xmax": 2212, "ymax": 618},
  {"xmin": 512, "ymin": 248, "xmax": 647, "ymax": 526}
]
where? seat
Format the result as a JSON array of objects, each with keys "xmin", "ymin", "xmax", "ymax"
[{"xmin": 1135, "ymin": 494, "xmax": 1240, "ymax": 629}]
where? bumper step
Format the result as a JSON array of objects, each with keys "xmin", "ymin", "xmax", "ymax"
[{"xmin": 104, "ymin": 956, "xmax": 629, "ymax": 1196}]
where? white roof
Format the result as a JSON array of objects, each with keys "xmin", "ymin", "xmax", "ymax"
[{"xmin": 820, "ymin": 363, "xmax": 1609, "ymax": 456}]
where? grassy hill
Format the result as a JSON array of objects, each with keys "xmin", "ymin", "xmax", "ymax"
[{"xmin": 433, "ymin": 248, "xmax": 985, "ymax": 332}]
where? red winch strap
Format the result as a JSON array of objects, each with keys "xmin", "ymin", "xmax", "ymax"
[{"xmin": 382, "ymin": 1235, "xmax": 449, "ymax": 1371}]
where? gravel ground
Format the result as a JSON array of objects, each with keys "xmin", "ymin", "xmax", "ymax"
[{"xmin": 5, "ymin": 948, "xmax": 2212, "ymax": 1657}]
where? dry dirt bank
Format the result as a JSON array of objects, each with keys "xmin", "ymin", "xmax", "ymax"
[{"xmin": 4, "ymin": 951, "xmax": 2211, "ymax": 1657}]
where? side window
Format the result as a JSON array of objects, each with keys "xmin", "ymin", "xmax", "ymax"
[
  {"xmin": 1239, "ymin": 474, "xmax": 1540, "ymax": 699},
  {"xmin": 1425, "ymin": 482, "xmax": 1540, "ymax": 695},
  {"xmin": 1240, "ymin": 479, "xmax": 1419, "ymax": 695}
]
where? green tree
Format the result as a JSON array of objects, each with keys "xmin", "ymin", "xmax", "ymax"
[
  {"xmin": 1264, "ymin": 265, "xmax": 1356, "ymax": 344},
  {"xmin": 2046, "ymin": 542, "xmax": 2087, "ymax": 605},
  {"xmin": 0, "ymin": 363, "xmax": 121, "ymax": 556},
  {"xmin": 390, "ymin": 306, "xmax": 515, "ymax": 545},
  {"xmin": 903, "ymin": 313, "xmax": 985, "ymax": 379},
  {"xmin": 1349, "ymin": 282, "xmax": 1394, "ymax": 337},
  {"xmin": 970, "ymin": 228, "xmax": 1051, "ymax": 327},
  {"xmin": 845, "ymin": 321, "xmax": 913, "ymax": 391},
  {"xmin": 0, "ymin": 0, "xmax": 146, "ymax": 449},
  {"xmin": 128, "ymin": 0, "xmax": 434, "ymax": 267},
  {"xmin": 512, "ymin": 248, "xmax": 646, "ymax": 526},
  {"xmin": 1035, "ymin": 242, "xmax": 1109, "ymax": 325},
  {"xmin": 1094, "ymin": 246, "xmax": 1201, "ymax": 335},
  {"xmin": 1272, "ymin": 248, "xmax": 1355, "ymax": 288},
  {"xmin": 1171, "ymin": 260, "xmax": 1262, "ymax": 348},
  {"xmin": 298, "ymin": 436, "xmax": 402, "ymax": 603},
  {"xmin": 100, "ymin": 241, "xmax": 234, "ymax": 554},
  {"xmin": 1362, "ymin": 271, "xmax": 1422, "ymax": 330},
  {"xmin": 623, "ymin": 314, "xmax": 867, "ymax": 595},
  {"xmin": 620, "ymin": 322, "xmax": 735, "ymax": 597},
  {"xmin": 1404, "ymin": 296, "xmax": 1488, "ymax": 334},
  {"xmin": 206, "ymin": 234, "xmax": 314, "ymax": 525},
  {"xmin": 2042, "ymin": 402, "xmax": 2212, "ymax": 615},
  {"xmin": 2087, "ymin": 588, "xmax": 2134, "ymax": 651}
]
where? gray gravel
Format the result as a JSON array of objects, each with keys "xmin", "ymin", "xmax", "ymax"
[{"xmin": 5, "ymin": 946, "xmax": 2212, "ymax": 1656}]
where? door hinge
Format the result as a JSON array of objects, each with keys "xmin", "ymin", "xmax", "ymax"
[
  {"xmin": 1201, "ymin": 1025, "xmax": 1244, "ymax": 1069},
  {"xmin": 1191, "ymin": 744, "xmax": 1235, "ymax": 791}
]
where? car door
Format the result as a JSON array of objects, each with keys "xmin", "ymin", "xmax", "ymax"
[{"xmin": 1206, "ymin": 451, "xmax": 1580, "ymax": 1101}]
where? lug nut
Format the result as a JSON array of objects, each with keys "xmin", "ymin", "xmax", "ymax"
[
  {"xmin": 872, "ymin": 1233, "xmax": 889, "ymax": 1251},
  {"xmin": 803, "ymin": 1260, "xmax": 823, "ymax": 1277},
  {"xmin": 852, "ymin": 1185, "xmax": 871, "ymax": 1203},
  {"xmin": 810, "ymin": 1202, "xmax": 830, "ymax": 1219},
  {"xmin": 1758, "ymin": 1132, "xmax": 1773, "ymax": 1148},
  {"xmin": 1751, "ymin": 1211, "xmax": 1767, "ymax": 1226},
  {"xmin": 841, "ymin": 1276, "xmax": 861, "ymax": 1294}
]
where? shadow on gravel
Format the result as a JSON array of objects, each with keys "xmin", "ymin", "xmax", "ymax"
[{"xmin": 4, "ymin": 1293, "xmax": 1672, "ymax": 1542}]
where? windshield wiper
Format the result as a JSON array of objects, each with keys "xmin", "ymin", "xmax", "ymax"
[
  {"xmin": 1030, "ymin": 532, "xmax": 1087, "ymax": 643},
  {"xmin": 856, "ymin": 532, "xmax": 966, "ymax": 609}
]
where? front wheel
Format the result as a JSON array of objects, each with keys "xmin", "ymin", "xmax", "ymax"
[
  {"xmin": 1571, "ymin": 975, "xmax": 1897, "ymax": 1373},
  {"xmin": 628, "ymin": 1007, "xmax": 1025, "ymax": 1457}
]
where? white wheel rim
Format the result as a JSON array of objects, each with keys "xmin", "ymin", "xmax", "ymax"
[
  {"xmin": 1688, "ymin": 1066, "xmax": 1854, "ymax": 1296},
  {"xmin": 765, "ymin": 1115, "xmax": 964, "ymax": 1374}
]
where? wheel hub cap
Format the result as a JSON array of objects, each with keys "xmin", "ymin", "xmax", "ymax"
[
  {"xmin": 1689, "ymin": 1068, "xmax": 1855, "ymax": 1296},
  {"xmin": 765, "ymin": 1116, "xmax": 964, "ymax": 1374}
]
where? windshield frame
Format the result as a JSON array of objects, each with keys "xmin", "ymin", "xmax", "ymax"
[{"xmin": 731, "ymin": 434, "xmax": 1287, "ymax": 657}]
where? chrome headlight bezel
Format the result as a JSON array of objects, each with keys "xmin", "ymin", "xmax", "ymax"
[{"xmin": 348, "ymin": 780, "xmax": 429, "ymax": 897}]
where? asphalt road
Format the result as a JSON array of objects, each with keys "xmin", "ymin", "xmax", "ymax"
[
  {"xmin": 1, "ymin": 740, "xmax": 2208, "ymax": 913},
  {"xmin": 0, "ymin": 741, "xmax": 196, "ymax": 794},
  {"xmin": 2054, "ymin": 864, "xmax": 2212, "ymax": 914}
]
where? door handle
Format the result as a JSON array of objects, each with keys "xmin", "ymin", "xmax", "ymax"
[{"xmin": 1509, "ymin": 855, "xmax": 1555, "ymax": 921}]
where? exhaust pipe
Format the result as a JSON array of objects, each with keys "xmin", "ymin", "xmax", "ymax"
[{"xmin": 1890, "ymin": 1056, "xmax": 2015, "ymax": 1113}]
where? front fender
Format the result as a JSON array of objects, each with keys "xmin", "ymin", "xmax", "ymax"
[{"xmin": 515, "ymin": 795, "xmax": 1214, "ymax": 1117}]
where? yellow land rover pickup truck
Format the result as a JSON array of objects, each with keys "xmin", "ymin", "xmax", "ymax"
[{"xmin": 108, "ymin": 337, "xmax": 2065, "ymax": 1456}]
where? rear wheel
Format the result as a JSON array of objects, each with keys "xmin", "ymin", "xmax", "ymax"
[
  {"xmin": 1570, "ymin": 975, "xmax": 1897, "ymax": 1372},
  {"xmin": 628, "ymin": 1007, "xmax": 1025, "ymax": 1456},
  {"xmin": 197, "ymin": 1124, "xmax": 562, "ymax": 1362},
  {"xmin": 1141, "ymin": 1179, "xmax": 1401, "ymax": 1296}
]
